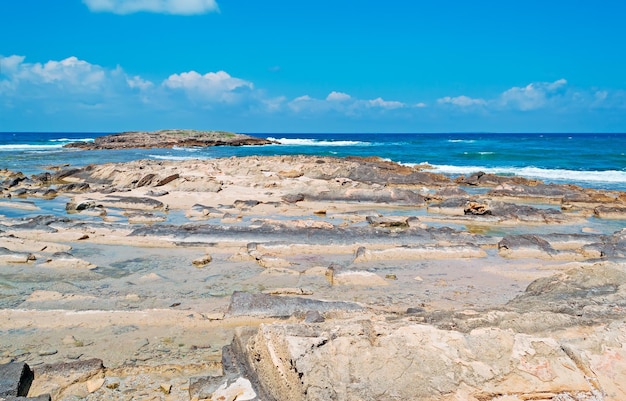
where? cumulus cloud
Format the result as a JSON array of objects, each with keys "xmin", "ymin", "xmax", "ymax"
[
  {"xmin": 368, "ymin": 97, "xmax": 405, "ymax": 109},
  {"xmin": 287, "ymin": 91, "xmax": 407, "ymax": 115},
  {"xmin": 498, "ymin": 79, "xmax": 567, "ymax": 110},
  {"xmin": 0, "ymin": 55, "xmax": 123, "ymax": 99},
  {"xmin": 326, "ymin": 91, "xmax": 351, "ymax": 102},
  {"xmin": 437, "ymin": 95, "xmax": 486, "ymax": 107},
  {"xmin": 83, "ymin": 0, "xmax": 219, "ymax": 15},
  {"xmin": 163, "ymin": 70, "xmax": 253, "ymax": 104}
]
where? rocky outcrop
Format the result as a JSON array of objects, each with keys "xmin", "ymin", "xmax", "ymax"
[{"xmin": 64, "ymin": 129, "xmax": 276, "ymax": 150}]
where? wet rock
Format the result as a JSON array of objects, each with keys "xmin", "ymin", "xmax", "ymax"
[
  {"xmin": 226, "ymin": 291, "xmax": 363, "ymax": 318},
  {"xmin": 126, "ymin": 212, "xmax": 167, "ymax": 224},
  {"xmin": 98, "ymin": 195, "xmax": 166, "ymax": 211}
]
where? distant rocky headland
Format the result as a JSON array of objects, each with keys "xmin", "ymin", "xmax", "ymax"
[{"xmin": 63, "ymin": 129, "xmax": 276, "ymax": 150}]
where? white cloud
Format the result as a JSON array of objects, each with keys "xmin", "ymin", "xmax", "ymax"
[
  {"xmin": 127, "ymin": 75, "xmax": 154, "ymax": 91},
  {"xmin": 164, "ymin": 70, "xmax": 253, "ymax": 104},
  {"xmin": 368, "ymin": 97, "xmax": 405, "ymax": 109},
  {"xmin": 326, "ymin": 91, "xmax": 351, "ymax": 102},
  {"xmin": 498, "ymin": 79, "xmax": 567, "ymax": 111},
  {"xmin": 83, "ymin": 0, "xmax": 219, "ymax": 15},
  {"xmin": 437, "ymin": 95, "xmax": 486, "ymax": 107}
]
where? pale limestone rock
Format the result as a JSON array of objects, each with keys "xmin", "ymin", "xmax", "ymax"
[
  {"xmin": 86, "ymin": 377, "xmax": 105, "ymax": 393},
  {"xmin": 333, "ymin": 271, "xmax": 389, "ymax": 286},
  {"xmin": 238, "ymin": 320, "xmax": 607, "ymax": 401},
  {"xmin": 353, "ymin": 245, "xmax": 486, "ymax": 262}
]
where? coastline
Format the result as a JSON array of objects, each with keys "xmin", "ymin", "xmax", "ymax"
[{"xmin": 1, "ymin": 154, "xmax": 625, "ymax": 400}]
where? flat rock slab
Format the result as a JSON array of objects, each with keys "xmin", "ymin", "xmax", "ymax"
[
  {"xmin": 226, "ymin": 291, "xmax": 363, "ymax": 318},
  {"xmin": 236, "ymin": 320, "xmax": 608, "ymax": 401}
]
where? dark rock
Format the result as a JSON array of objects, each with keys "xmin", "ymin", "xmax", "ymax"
[
  {"xmin": 0, "ymin": 362, "xmax": 33, "ymax": 397},
  {"xmin": 51, "ymin": 168, "xmax": 82, "ymax": 182},
  {"xmin": 135, "ymin": 174, "xmax": 156, "ymax": 187},
  {"xmin": 234, "ymin": 200, "xmax": 260, "ymax": 209},
  {"xmin": 498, "ymin": 234, "xmax": 557, "ymax": 257},
  {"xmin": 226, "ymin": 291, "xmax": 363, "ymax": 318},
  {"xmin": 155, "ymin": 173, "xmax": 179, "ymax": 187},
  {"xmin": 100, "ymin": 196, "xmax": 166, "ymax": 211},
  {"xmin": 594, "ymin": 205, "xmax": 626, "ymax": 219},
  {"xmin": 57, "ymin": 183, "xmax": 91, "ymax": 192},
  {"xmin": 64, "ymin": 130, "xmax": 276, "ymax": 150}
]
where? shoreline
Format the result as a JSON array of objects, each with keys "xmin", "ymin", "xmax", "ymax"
[{"xmin": 1, "ymin": 154, "xmax": 625, "ymax": 400}]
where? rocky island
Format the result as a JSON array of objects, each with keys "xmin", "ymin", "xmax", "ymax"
[
  {"xmin": 63, "ymin": 129, "xmax": 276, "ymax": 150},
  {"xmin": 1, "ymin": 154, "xmax": 625, "ymax": 400}
]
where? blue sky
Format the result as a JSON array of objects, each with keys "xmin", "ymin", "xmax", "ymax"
[{"xmin": 1, "ymin": 0, "xmax": 625, "ymax": 133}]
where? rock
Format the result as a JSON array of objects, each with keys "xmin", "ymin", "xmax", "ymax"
[
  {"xmin": 282, "ymin": 193, "xmax": 305, "ymax": 203},
  {"xmin": 304, "ymin": 310, "xmax": 325, "ymax": 323},
  {"xmin": 333, "ymin": 271, "xmax": 389, "ymax": 286},
  {"xmin": 0, "ymin": 247, "xmax": 35, "ymax": 263},
  {"xmin": 226, "ymin": 291, "xmax": 363, "ymax": 318},
  {"xmin": 85, "ymin": 377, "xmax": 105, "ymax": 393},
  {"xmin": 498, "ymin": 235, "xmax": 558, "ymax": 259},
  {"xmin": 64, "ymin": 130, "xmax": 276, "ymax": 150},
  {"xmin": 37, "ymin": 349, "xmax": 57, "ymax": 357},
  {"xmin": 126, "ymin": 212, "xmax": 167, "ymax": 224},
  {"xmin": 159, "ymin": 383, "xmax": 172, "ymax": 394},
  {"xmin": 353, "ymin": 245, "xmax": 486, "ymax": 262},
  {"xmin": 234, "ymin": 320, "xmax": 603, "ymax": 401},
  {"xmin": 256, "ymin": 256, "xmax": 291, "ymax": 269},
  {"xmin": 155, "ymin": 173, "xmax": 179, "ymax": 186},
  {"xmin": 98, "ymin": 196, "xmax": 166, "ymax": 211},
  {"xmin": 594, "ymin": 205, "xmax": 626, "ymax": 219},
  {"xmin": 192, "ymin": 254, "xmax": 213, "ymax": 267},
  {"xmin": 30, "ymin": 359, "xmax": 104, "ymax": 400},
  {"xmin": 0, "ymin": 362, "xmax": 34, "ymax": 397},
  {"xmin": 365, "ymin": 216, "xmax": 409, "ymax": 228}
]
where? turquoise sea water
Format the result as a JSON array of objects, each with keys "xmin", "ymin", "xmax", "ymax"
[{"xmin": 1, "ymin": 132, "xmax": 625, "ymax": 191}]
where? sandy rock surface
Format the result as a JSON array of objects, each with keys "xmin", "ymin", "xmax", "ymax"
[{"xmin": 1, "ymin": 155, "xmax": 626, "ymax": 400}]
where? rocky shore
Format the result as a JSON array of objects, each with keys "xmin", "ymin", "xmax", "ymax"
[
  {"xmin": 1, "ymin": 155, "xmax": 626, "ymax": 400},
  {"xmin": 63, "ymin": 129, "xmax": 276, "ymax": 150}
]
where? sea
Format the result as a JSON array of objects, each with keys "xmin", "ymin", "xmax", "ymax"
[{"xmin": 1, "ymin": 132, "xmax": 626, "ymax": 192}]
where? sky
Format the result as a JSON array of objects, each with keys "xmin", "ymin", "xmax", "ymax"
[{"xmin": 1, "ymin": 0, "xmax": 626, "ymax": 133}]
